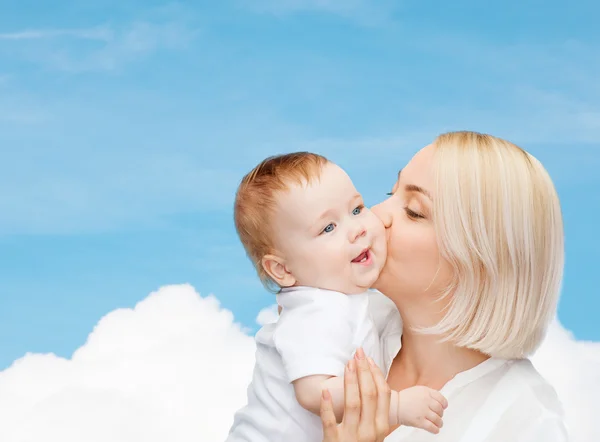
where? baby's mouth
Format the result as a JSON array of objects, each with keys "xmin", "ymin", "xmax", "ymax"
[{"xmin": 351, "ymin": 248, "xmax": 370, "ymax": 263}]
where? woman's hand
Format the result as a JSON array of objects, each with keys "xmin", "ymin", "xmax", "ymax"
[{"xmin": 320, "ymin": 348, "xmax": 391, "ymax": 442}]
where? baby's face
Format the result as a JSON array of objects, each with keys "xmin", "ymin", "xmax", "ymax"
[{"xmin": 271, "ymin": 162, "xmax": 387, "ymax": 294}]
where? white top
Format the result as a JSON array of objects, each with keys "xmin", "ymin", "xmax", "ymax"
[
  {"xmin": 384, "ymin": 357, "xmax": 568, "ymax": 441},
  {"xmin": 370, "ymin": 298, "xmax": 569, "ymax": 441},
  {"xmin": 226, "ymin": 287, "xmax": 402, "ymax": 442}
]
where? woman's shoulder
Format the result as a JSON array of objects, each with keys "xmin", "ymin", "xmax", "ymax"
[
  {"xmin": 473, "ymin": 358, "xmax": 565, "ymax": 421},
  {"xmin": 431, "ymin": 358, "xmax": 568, "ymax": 441},
  {"xmin": 492, "ymin": 359, "xmax": 568, "ymax": 439},
  {"xmin": 507, "ymin": 359, "xmax": 564, "ymax": 413}
]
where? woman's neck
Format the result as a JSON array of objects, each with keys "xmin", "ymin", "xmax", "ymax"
[{"xmin": 390, "ymin": 329, "xmax": 490, "ymax": 391}]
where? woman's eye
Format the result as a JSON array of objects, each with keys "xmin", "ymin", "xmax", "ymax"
[
  {"xmin": 352, "ymin": 205, "xmax": 363, "ymax": 215},
  {"xmin": 322, "ymin": 223, "xmax": 335, "ymax": 233},
  {"xmin": 404, "ymin": 207, "xmax": 424, "ymax": 219}
]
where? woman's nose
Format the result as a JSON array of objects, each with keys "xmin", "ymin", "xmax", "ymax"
[{"xmin": 371, "ymin": 200, "xmax": 392, "ymax": 228}]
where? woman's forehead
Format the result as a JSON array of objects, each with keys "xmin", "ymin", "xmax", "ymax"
[{"xmin": 398, "ymin": 144, "xmax": 435, "ymax": 185}]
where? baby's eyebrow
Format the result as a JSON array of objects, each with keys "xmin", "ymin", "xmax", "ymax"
[{"xmin": 316, "ymin": 208, "xmax": 336, "ymax": 222}]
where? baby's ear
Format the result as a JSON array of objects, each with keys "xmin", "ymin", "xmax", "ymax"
[{"xmin": 262, "ymin": 254, "xmax": 296, "ymax": 288}]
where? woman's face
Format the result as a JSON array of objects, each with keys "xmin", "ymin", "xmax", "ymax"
[{"xmin": 371, "ymin": 144, "xmax": 453, "ymax": 312}]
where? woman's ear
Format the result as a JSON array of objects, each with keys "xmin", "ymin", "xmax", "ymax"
[{"xmin": 262, "ymin": 254, "xmax": 296, "ymax": 288}]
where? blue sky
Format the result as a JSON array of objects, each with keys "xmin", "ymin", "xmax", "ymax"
[{"xmin": 0, "ymin": 0, "xmax": 599, "ymax": 369}]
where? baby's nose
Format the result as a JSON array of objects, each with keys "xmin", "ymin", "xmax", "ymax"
[{"xmin": 349, "ymin": 223, "xmax": 367, "ymax": 242}]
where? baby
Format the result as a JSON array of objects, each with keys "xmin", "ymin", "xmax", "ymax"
[{"xmin": 226, "ymin": 152, "xmax": 447, "ymax": 441}]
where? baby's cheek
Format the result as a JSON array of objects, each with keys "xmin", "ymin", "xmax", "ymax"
[
  {"xmin": 372, "ymin": 223, "xmax": 387, "ymax": 253},
  {"xmin": 377, "ymin": 247, "xmax": 388, "ymax": 273},
  {"xmin": 368, "ymin": 217, "xmax": 385, "ymax": 240}
]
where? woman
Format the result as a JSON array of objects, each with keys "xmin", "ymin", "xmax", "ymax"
[{"xmin": 320, "ymin": 131, "xmax": 568, "ymax": 441}]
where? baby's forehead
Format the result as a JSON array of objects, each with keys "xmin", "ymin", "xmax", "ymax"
[
  {"xmin": 273, "ymin": 173, "xmax": 359, "ymax": 224},
  {"xmin": 272, "ymin": 182, "xmax": 323, "ymax": 220}
]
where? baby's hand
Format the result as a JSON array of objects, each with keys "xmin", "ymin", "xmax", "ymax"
[{"xmin": 397, "ymin": 386, "xmax": 448, "ymax": 434}]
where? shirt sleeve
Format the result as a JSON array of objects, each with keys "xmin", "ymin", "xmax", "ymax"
[{"xmin": 273, "ymin": 295, "xmax": 355, "ymax": 383}]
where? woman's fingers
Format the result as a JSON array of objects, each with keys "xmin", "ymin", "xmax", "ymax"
[
  {"xmin": 341, "ymin": 359, "xmax": 361, "ymax": 434},
  {"xmin": 320, "ymin": 389, "xmax": 339, "ymax": 441},
  {"xmin": 354, "ymin": 348, "xmax": 378, "ymax": 441},
  {"xmin": 367, "ymin": 356, "xmax": 391, "ymax": 439}
]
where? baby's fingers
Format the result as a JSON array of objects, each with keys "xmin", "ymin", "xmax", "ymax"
[
  {"xmin": 429, "ymin": 390, "xmax": 448, "ymax": 410},
  {"xmin": 428, "ymin": 399, "xmax": 444, "ymax": 417},
  {"xmin": 426, "ymin": 410, "xmax": 443, "ymax": 430},
  {"xmin": 421, "ymin": 418, "xmax": 441, "ymax": 435}
]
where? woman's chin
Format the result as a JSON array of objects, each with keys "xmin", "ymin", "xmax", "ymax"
[{"xmin": 371, "ymin": 270, "xmax": 402, "ymax": 298}]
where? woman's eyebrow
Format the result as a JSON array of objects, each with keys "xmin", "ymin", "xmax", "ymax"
[
  {"xmin": 397, "ymin": 169, "xmax": 433, "ymax": 200},
  {"xmin": 405, "ymin": 184, "xmax": 433, "ymax": 200}
]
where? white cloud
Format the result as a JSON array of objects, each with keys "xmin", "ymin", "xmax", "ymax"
[
  {"xmin": 0, "ymin": 285, "xmax": 256, "ymax": 442},
  {"xmin": 0, "ymin": 284, "xmax": 597, "ymax": 442},
  {"xmin": 531, "ymin": 321, "xmax": 600, "ymax": 442},
  {"xmin": 256, "ymin": 304, "xmax": 279, "ymax": 325}
]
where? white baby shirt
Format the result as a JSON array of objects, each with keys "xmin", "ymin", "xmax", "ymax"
[{"xmin": 226, "ymin": 286, "xmax": 402, "ymax": 442}]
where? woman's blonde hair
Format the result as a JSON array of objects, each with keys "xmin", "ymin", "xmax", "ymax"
[{"xmin": 425, "ymin": 131, "xmax": 564, "ymax": 358}]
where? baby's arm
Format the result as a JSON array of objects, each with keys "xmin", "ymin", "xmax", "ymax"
[
  {"xmin": 275, "ymin": 293, "xmax": 355, "ymax": 421},
  {"xmin": 292, "ymin": 375, "xmax": 344, "ymax": 420},
  {"xmin": 292, "ymin": 374, "xmax": 448, "ymax": 434},
  {"xmin": 275, "ymin": 292, "xmax": 442, "ymax": 432}
]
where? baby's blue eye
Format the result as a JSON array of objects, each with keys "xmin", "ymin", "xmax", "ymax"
[
  {"xmin": 352, "ymin": 206, "xmax": 362, "ymax": 215},
  {"xmin": 323, "ymin": 224, "xmax": 335, "ymax": 233}
]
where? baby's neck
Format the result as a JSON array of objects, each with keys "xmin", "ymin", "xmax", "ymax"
[{"xmin": 391, "ymin": 331, "xmax": 489, "ymax": 391}]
